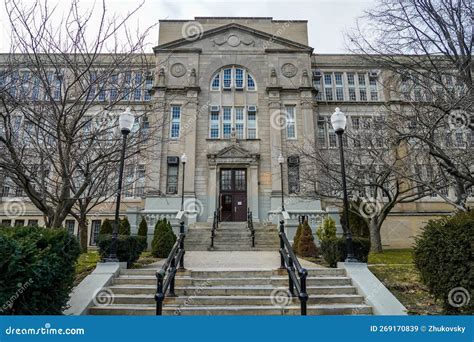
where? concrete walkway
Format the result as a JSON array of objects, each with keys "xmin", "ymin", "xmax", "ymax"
[{"xmin": 143, "ymin": 251, "xmax": 323, "ymax": 270}]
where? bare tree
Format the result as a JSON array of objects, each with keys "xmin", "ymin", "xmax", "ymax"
[
  {"xmin": 347, "ymin": 0, "xmax": 473, "ymax": 210},
  {"xmin": 0, "ymin": 0, "xmax": 161, "ymax": 239}
]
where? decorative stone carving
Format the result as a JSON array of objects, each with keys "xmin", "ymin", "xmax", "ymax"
[
  {"xmin": 170, "ymin": 63, "xmax": 186, "ymax": 77},
  {"xmin": 270, "ymin": 68, "xmax": 278, "ymax": 86},
  {"xmin": 189, "ymin": 68, "xmax": 197, "ymax": 86},
  {"xmin": 301, "ymin": 69, "xmax": 310, "ymax": 87},
  {"xmin": 211, "ymin": 35, "xmax": 255, "ymax": 47},
  {"xmin": 156, "ymin": 68, "xmax": 165, "ymax": 87},
  {"xmin": 281, "ymin": 63, "xmax": 297, "ymax": 78}
]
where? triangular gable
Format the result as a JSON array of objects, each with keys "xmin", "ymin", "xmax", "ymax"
[{"xmin": 154, "ymin": 23, "xmax": 313, "ymax": 53}]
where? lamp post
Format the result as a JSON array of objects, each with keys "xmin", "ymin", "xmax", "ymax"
[
  {"xmin": 180, "ymin": 153, "xmax": 187, "ymax": 212},
  {"xmin": 106, "ymin": 107, "xmax": 134, "ymax": 262},
  {"xmin": 277, "ymin": 153, "xmax": 285, "ymax": 212},
  {"xmin": 330, "ymin": 107, "xmax": 358, "ymax": 262}
]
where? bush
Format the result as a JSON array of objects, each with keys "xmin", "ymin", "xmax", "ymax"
[
  {"xmin": 292, "ymin": 223, "xmax": 303, "ymax": 251},
  {"xmin": 296, "ymin": 220, "xmax": 318, "ymax": 257},
  {"xmin": 414, "ymin": 210, "xmax": 474, "ymax": 314},
  {"xmin": 316, "ymin": 217, "xmax": 337, "ymax": 241},
  {"xmin": 320, "ymin": 237, "xmax": 371, "ymax": 267},
  {"xmin": 98, "ymin": 235, "xmax": 146, "ymax": 267},
  {"xmin": 100, "ymin": 219, "xmax": 113, "ymax": 235},
  {"xmin": 137, "ymin": 217, "xmax": 148, "ymax": 245},
  {"xmin": 0, "ymin": 226, "xmax": 81, "ymax": 314},
  {"xmin": 119, "ymin": 217, "xmax": 131, "ymax": 235},
  {"xmin": 151, "ymin": 219, "xmax": 177, "ymax": 258}
]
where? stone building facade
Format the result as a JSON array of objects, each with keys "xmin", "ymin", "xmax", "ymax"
[{"xmin": 0, "ymin": 17, "xmax": 471, "ymax": 248}]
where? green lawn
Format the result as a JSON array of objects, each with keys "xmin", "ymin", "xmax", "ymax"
[{"xmin": 368, "ymin": 249, "xmax": 442, "ymax": 315}]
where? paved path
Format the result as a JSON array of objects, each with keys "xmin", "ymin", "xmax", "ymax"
[{"xmin": 143, "ymin": 251, "xmax": 323, "ymax": 270}]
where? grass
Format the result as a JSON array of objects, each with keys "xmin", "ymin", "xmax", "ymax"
[
  {"xmin": 368, "ymin": 249, "xmax": 443, "ymax": 315},
  {"xmin": 74, "ymin": 250, "xmax": 162, "ymax": 285}
]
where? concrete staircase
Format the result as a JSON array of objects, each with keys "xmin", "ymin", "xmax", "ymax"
[
  {"xmin": 185, "ymin": 221, "xmax": 279, "ymax": 251},
  {"xmin": 88, "ymin": 268, "xmax": 372, "ymax": 315}
]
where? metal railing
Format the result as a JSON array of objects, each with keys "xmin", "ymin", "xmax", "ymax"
[
  {"xmin": 210, "ymin": 210, "xmax": 218, "ymax": 248},
  {"xmin": 155, "ymin": 221, "xmax": 186, "ymax": 315},
  {"xmin": 278, "ymin": 219, "xmax": 308, "ymax": 315},
  {"xmin": 247, "ymin": 208, "xmax": 255, "ymax": 248}
]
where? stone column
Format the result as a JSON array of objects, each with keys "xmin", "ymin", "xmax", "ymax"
[
  {"xmin": 249, "ymin": 164, "xmax": 259, "ymax": 222},
  {"xmin": 207, "ymin": 161, "xmax": 217, "ymax": 221},
  {"xmin": 183, "ymin": 89, "xmax": 199, "ymax": 196},
  {"xmin": 300, "ymin": 89, "xmax": 315, "ymax": 141},
  {"xmin": 268, "ymin": 90, "xmax": 283, "ymax": 196}
]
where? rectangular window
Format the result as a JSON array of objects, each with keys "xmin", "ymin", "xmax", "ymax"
[
  {"xmin": 166, "ymin": 158, "xmax": 179, "ymax": 194},
  {"xmin": 324, "ymin": 73, "xmax": 333, "ymax": 101},
  {"xmin": 247, "ymin": 107, "xmax": 257, "ymax": 139},
  {"xmin": 455, "ymin": 132, "xmax": 464, "ymax": 147},
  {"xmin": 223, "ymin": 107, "xmax": 232, "ymax": 138},
  {"xmin": 1, "ymin": 220, "xmax": 12, "ymax": 227},
  {"xmin": 31, "ymin": 77, "xmax": 40, "ymax": 101},
  {"xmin": 358, "ymin": 74, "xmax": 367, "ymax": 101},
  {"xmin": 348, "ymin": 88, "xmax": 356, "ymax": 101},
  {"xmin": 369, "ymin": 77, "xmax": 378, "ymax": 101},
  {"xmin": 336, "ymin": 87, "xmax": 344, "ymax": 101},
  {"xmin": 210, "ymin": 108, "xmax": 220, "ymax": 139},
  {"xmin": 135, "ymin": 165, "xmax": 146, "ymax": 197},
  {"xmin": 314, "ymin": 75, "xmax": 322, "ymax": 100},
  {"xmin": 223, "ymin": 68, "xmax": 232, "ymax": 88},
  {"xmin": 317, "ymin": 117, "xmax": 327, "ymax": 147},
  {"xmin": 90, "ymin": 220, "xmax": 101, "ymax": 246},
  {"xmin": 247, "ymin": 74, "xmax": 255, "ymax": 90},
  {"xmin": 211, "ymin": 74, "xmax": 220, "ymax": 90},
  {"xmin": 285, "ymin": 106, "xmax": 296, "ymax": 139},
  {"xmin": 235, "ymin": 69, "xmax": 244, "ymax": 88},
  {"xmin": 347, "ymin": 73, "xmax": 355, "ymax": 86},
  {"xmin": 14, "ymin": 220, "xmax": 25, "ymax": 227},
  {"xmin": 28, "ymin": 219, "xmax": 39, "ymax": 226},
  {"xmin": 329, "ymin": 129, "xmax": 337, "ymax": 148},
  {"xmin": 288, "ymin": 156, "xmax": 300, "ymax": 194},
  {"xmin": 134, "ymin": 73, "xmax": 142, "ymax": 101},
  {"xmin": 235, "ymin": 107, "xmax": 244, "ymax": 139},
  {"xmin": 66, "ymin": 220, "xmax": 75, "ymax": 235},
  {"xmin": 170, "ymin": 106, "xmax": 181, "ymax": 139},
  {"xmin": 325, "ymin": 88, "xmax": 333, "ymax": 101},
  {"xmin": 144, "ymin": 75, "xmax": 153, "ymax": 100}
]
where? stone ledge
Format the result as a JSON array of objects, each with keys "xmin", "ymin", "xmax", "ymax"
[
  {"xmin": 64, "ymin": 262, "xmax": 126, "ymax": 315},
  {"xmin": 338, "ymin": 262, "xmax": 407, "ymax": 315}
]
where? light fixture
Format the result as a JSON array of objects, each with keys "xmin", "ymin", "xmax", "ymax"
[
  {"xmin": 330, "ymin": 107, "xmax": 347, "ymax": 133},
  {"xmin": 119, "ymin": 107, "xmax": 134, "ymax": 134},
  {"xmin": 277, "ymin": 153, "xmax": 284, "ymax": 164},
  {"xmin": 181, "ymin": 153, "xmax": 187, "ymax": 164}
]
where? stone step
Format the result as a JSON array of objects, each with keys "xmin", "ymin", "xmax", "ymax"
[
  {"xmin": 89, "ymin": 303, "xmax": 372, "ymax": 316},
  {"xmin": 119, "ymin": 268, "xmax": 346, "ymax": 277},
  {"xmin": 113, "ymin": 276, "xmax": 352, "ymax": 286},
  {"xmin": 107, "ymin": 285, "xmax": 357, "ymax": 296},
  {"xmin": 110, "ymin": 294, "xmax": 365, "ymax": 305}
]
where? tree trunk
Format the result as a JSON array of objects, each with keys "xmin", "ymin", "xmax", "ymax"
[
  {"xmin": 369, "ymin": 219, "xmax": 383, "ymax": 253},
  {"xmin": 78, "ymin": 214, "xmax": 89, "ymax": 253}
]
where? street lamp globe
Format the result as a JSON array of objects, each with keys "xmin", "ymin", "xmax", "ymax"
[
  {"xmin": 330, "ymin": 107, "xmax": 347, "ymax": 133},
  {"xmin": 119, "ymin": 107, "xmax": 134, "ymax": 134},
  {"xmin": 277, "ymin": 153, "xmax": 284, "ymax": 164},
  {"xmin": 181, "ymin": 153, "xmax": 187, "ymax": 164}
]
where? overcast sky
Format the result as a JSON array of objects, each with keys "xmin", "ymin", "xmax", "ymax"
[{"xmin": 0, "ymin": 0, "xmax": 376, "ymax": 53}]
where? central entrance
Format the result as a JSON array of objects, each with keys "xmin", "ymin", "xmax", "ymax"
[{"xmin": 219, "ymin": 168, "xmax": 247, "ymax": 222}]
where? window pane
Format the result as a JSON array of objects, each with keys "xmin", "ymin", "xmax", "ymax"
[
  {"xmin": 221, "ymin": 170, "xmax": 232, "ymax": 191},
  {"xmin": 171, "ymin": 106, "xmax": 181, "ymax": 138},
  {"xmin": 223, "ymin": 107, "xmax": 232, "ymax": 138},
  {"xmin": 212, "ymin": 74, "xmax": 220, "ymax": 89},
  {"xmin": 247, "ymin": 74, "xmax": 255, "ymax": 90},
  {"xmin": 235, "ymin": 170, "xmax": 246, "ymax": 191},
  {"xmin": 285, "ymin": 106, "xmax": 296, "ymax": 139},
  {"xmin": 167, "ymin": 164, "xmax": 179, "ymax": 194},
  {"xmin": 235, "ymin": 107, "xmax": 244, "ymax": 139},
  {"xmin": 235, "ymin": 69, "xmax": 244, "ymax": 88},
  {"xmin": 223, "ymin": 68, "xmax": 232, "ymax": 88},
  {"xmin": 247, "ymin": 111, "xmax": 257, "ymax": 139}
]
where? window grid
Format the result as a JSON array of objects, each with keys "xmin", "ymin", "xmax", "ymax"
[
  {"xmin": 285, "ymin": 106, "xmax": 296, "ymax": 139},
  {"xmin": 170, "ymin": 106, "xmax": 181, "ymax": 139}
]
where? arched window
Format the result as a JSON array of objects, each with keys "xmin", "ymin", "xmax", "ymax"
[{"xmin": 210, "ymin": 66, "xmax": 257, "ymax": 91}]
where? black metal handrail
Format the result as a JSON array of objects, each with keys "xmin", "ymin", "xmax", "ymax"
[
  {"xmin": 155, "ymin": 221, "xmax": 186, "ymax": 315},
  {"xmin": 210, "ymin": 210, "xmax": 218, "ymax": 248},
  {"xmin": 247, "ymin": 208, "xmax": 255, "ymax": 248},
  {"xmin": 278, "ymin": 219, "xmax": 308, "ymax": 315}
]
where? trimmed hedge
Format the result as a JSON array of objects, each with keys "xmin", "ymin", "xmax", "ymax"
[
  {"xmin": 100, "ymin": 219, "xmax": 113, "ymax": 235},
  {"xmin": 0, "ymin": 226, "xmax": 81, "ymax": 315},
  {"xmin": 151, "ymin": 219, "xmax": 177, "ymax": 258},
  {"xmin": 414, "ymin": 210, "xmax": 474, "ymax": 314},
  {"xmin": 137, "ymin": 217, "xmax": 148, "ymax": 245},
  {"xmin": 98, "ymin": 235, "xmax": 146, "ymax": 267},
  {"xmin": 316, "ymin": 217, "xmax": 337, "ymax": 241},
  {"xmin": 296, "ymin": 220, "xmax": 318, "ymax": 257},
  {"xmin": 119, "ymin": 217, "xmax": 131, "ymax": 235},
  {"xmin": 320, "ymin": 237, "xmax": 371, "ymax": 267},
  {"xmin": 292, "ymin": 223, "xmax": 303, "ymax": 251}
]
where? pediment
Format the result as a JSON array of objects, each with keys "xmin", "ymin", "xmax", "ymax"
[
  {"xmin": 207, "ymin": 143, "xmax": 260, "ymax": 165},
  {"xmin": 154, "ymin": 23, "xmax": 313, "ymax": 53},
  {"xmin": 216, "ymin": 144, "xmax": 252, "ymax": 158}
]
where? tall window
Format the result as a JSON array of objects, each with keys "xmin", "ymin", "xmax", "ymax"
[
  {"xmin": 247, "ymin": 107, "xmax": 257, "ymax": 139},
  {"xmin": 170, "ymin": 105, "xmax": 181, "ymax": 139},
  {"xmin": 90, "ymin": 220, "xmax": 101, "ymax": 246},
  {"xmin": 313, "ymin": 71, "xmax": 322, "ymax": 100},
  {"xmin": 285, "ymin": 106, "xmax": 296, "ymax": 139},
  {"xmin": 235, "ymin": 68, "xmax": 244, "ymax": 88},
  {"xmin": 324, "ymin": 74, "xmax": 333, "ymax": 101},
  {"xmin": 223, "ymin": 68, "xmax": 232, "ymax": 88},
  {"xmin": 223, "ymin": 107, "xmax": 232, "ymax": 138},
  {"xmin": 247, "ymin": 74, "xmax": 255, "ymax": 90},
  {"xmin": 166, "ymin": 157, "xmax": 179, "ymax": 194},
  {"xmin": 135, "ymin": 165, "xmax": 146, "ymax": 197},
  {"xmin": 210, "ymin": 107, "xmax": 220, "ymax": 138},
  {"xmin": 369, "ymin": 76, "xmax": 378, "ymax": 101},
  {"xmin": 347, "ymin": 73, "xmax": 356, "ymax": 101},
  {"xmin": 211, "ymin": 74, "xmax": 220, "ymax": 90},
  {"xmin": 317, "ymin": 117, "xmax": 327, "ymax": 147},
  {"xmin": 288, "ymin": 156, "xmax": 300, "ymax": 193},
  {"xmin": 134, "ymin": 73, "xmax": 142, "ymax": 101},
  {"xmin": 235, "ymin": 107, "xmax": 245, "ymax": 139},
  {"xmin": 358, "ymin": 74, "xmax": 367, "ymax": 101},
  {"xmin": 335, "ymin": 73, "xmax": 344, "ymax": 101}
]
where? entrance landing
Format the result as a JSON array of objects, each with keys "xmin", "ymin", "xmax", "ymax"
[{"xmin": 144, "ymin": 251, "xmax": 323, "ymax": 270}]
